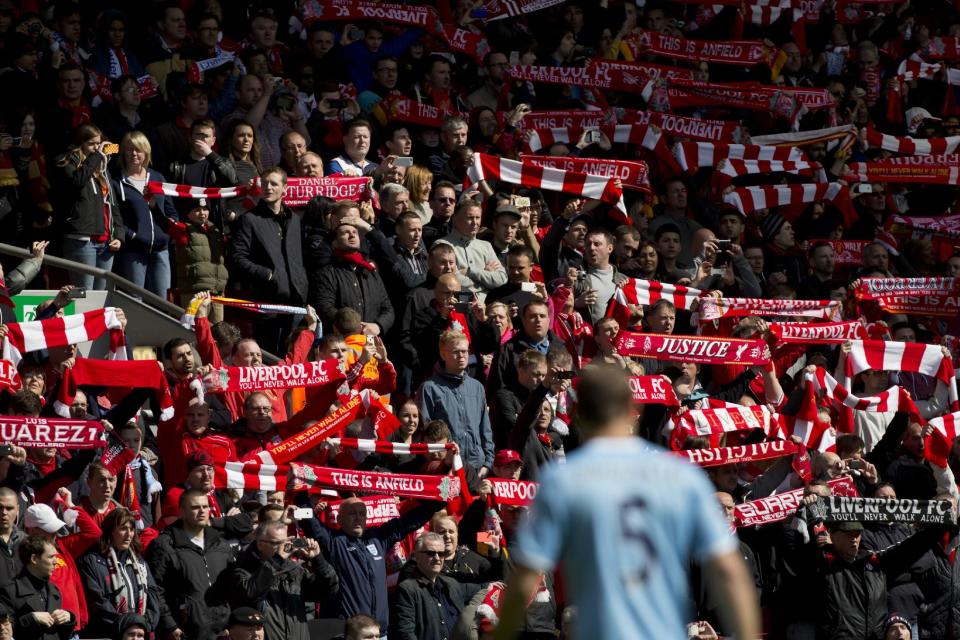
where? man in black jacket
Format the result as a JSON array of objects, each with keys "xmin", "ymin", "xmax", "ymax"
[
  {"xmin": 402, "ymin": 272, "xmax": 499, "ymax": 384},
  {"xmin": 230, "ymin": 520, "xmax": 339, "ymax": 640},
  {"xmin": 311, "ymin": 222, "xmax": 395, "ymax": 337},
  {"xmin": 0, "ymin": 535, "xmax": 74, "ymax": 640},
  {"xmin": 146, "ymin": 489, "xmax": 235, "ymax": 640},
  {"xmin": 229, "ymin": 167, "xmax": 308, "ymax": 354},
  {"xmin": 393, "ymin": 532, "xmax": 480, "ymax": 640}
]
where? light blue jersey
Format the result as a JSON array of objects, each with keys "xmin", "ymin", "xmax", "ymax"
[{"xmin": 512, "ymin": 437, "xmax": 736, "ymax": 640}]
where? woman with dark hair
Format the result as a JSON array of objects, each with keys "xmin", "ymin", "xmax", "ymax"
[
  {"xmin": 303, "ymin": 194, "xmax": 336, "ymax": 272},
  {"xmin": 55, "ymin": 123, "xmax": 124, "ymax": 289},
  {"xmin": 78, "ymin": 508, "xmax": 161, "ymax": 638},
  {"xmin": 89, "ymin": 10, "xmax": 145, "ymax": 80},
  {"xmin": 224, "ymin": 120, "xmax": 262, "ymax": 225}
]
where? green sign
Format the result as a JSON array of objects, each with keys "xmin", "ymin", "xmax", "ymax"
[{"xmin": 12, "ymin": 295, "xmax": 76, "ymax": 322}]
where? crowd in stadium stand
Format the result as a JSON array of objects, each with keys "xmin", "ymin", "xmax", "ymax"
[{"xmin": 0, "ymin": 0, "xmax": 957, "ymax": 638}]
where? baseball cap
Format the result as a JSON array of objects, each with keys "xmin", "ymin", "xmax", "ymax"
[
  {"xmin": 906, "ymin": 106, "xmax": 940, "ymax": 135},
  {"xmin": 186, "ymin": 450, "xmax": 215, "ymax": 472},
  {"xmin": 827, "ymin": 520, "xmax": 863, "ymax": 532},
  {"xmin": 24, "ymin": 503, "xmax": 67, "ymax": 534},
  {"xmin": 229, "ymin": 607, "xmax": 265, "ymax": 628},
  {"xmin": 494, "ymin": 449, "xmax": 522, "ymax": 467},
  {"xmin": 494, "ymin": 205, "xmax": 522, "ymax": 221}
]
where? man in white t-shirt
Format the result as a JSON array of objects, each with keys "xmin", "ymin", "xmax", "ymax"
[{"xmin": 494, "ymin": 366, "xmax": 760, "ymax": 640}]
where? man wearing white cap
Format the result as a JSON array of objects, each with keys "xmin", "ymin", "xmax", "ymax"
[{"xmin": 23, "ymin": 489, "xmax": 100, "ymax": 633}]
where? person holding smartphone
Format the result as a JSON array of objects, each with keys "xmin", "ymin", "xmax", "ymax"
[{"xmin": 228, "ymin": 520, "xmax": 338, "ymax": 640}]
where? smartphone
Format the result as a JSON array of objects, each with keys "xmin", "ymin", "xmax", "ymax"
[
  {"xmin": 0, "ymin": 445, "xmax": 13, "ymax": 458},
  {"xmin": 327, "ymin": 98, "xmax": 348, "ymax": 109},
  {"xmin": 275, "ymin": 95, "xmax": 295, "ymax": 111},
  {"xmin": 846, "ymin": 459, "xmax": 865, "ymax": 470},
  {"xmin": 102, "ymin": 143, "xmax": 119, "ymax": 155},
  {"xmin": 291, "ymin": 537, "xmax": 310, "ymax": 550},
  {"xmin": 520, "ymin": 282, "xmax": 538, "ymax": 293},
  {"xmin": 555, "ymin": 371, "xmax": 576, "ymax": 380},
  {"xmin": 454, "ymin": 291, "xmax": 473, "ymax": 313},
  {"xmin": 10, "ymin": 137, "xmax": 22, "ymax": 146},
  {"xmin": 67, "ymin": 287, "xmax": 87, "ymax": 299},
  {"xmin": 585, "ymin": 129, "xmax": 601, "ymax": 144},
  {"xmin": 716, "ymin": 239, "xmax": 732, "ymax": 251},
  {"xmin": 512, "ymin": 195, "xmax": 531, "ymax": 208},
  {"xmin": 394, "ymin": 156, "xmax": 414, "ymax": 168},
  {"xmin": 855, "ymin": 183, "xmax": 873, "ymax": 194},
  {"xmin": 348, "ymin": 28, "xmax": 365, "ymax": 42},
  {"xmin": 293, "ymin": 507, "xmax": 313, "ymax": 520}
]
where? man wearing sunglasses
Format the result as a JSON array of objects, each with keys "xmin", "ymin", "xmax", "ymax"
[{"xmin": 394, "ymin": 532, "xmax": 481, "ymax": 640}]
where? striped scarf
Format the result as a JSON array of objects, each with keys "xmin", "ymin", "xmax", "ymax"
[{"xmin": 106, "ymin": 547, "xmax": 149, "ymax": 616}]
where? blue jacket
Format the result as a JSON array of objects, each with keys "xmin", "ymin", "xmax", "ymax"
[
  {"xmin": 301, "ymin": 501, "xmax": 440, "ymax": 631},
  {"xmin": 344, "ymin": 29, "xmax": 424, "ymax": 92},
  {"xmin": 419, "ymin": 370, "xmax": 495, "ymax": 469},
  {"xmin": 112, "ymin": 168, "xmax": 177, "ymax": 253}
]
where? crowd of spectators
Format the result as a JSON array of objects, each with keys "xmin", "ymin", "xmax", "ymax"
[{"xmin": 0, "ymin": 0, "xmax": 955, "ymax": 639}]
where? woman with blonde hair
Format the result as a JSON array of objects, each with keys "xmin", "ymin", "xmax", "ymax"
[
  {"xmin": 112, "ymin": 131, "xmax": 178, "ymax": 297},
  {"xmin": 403, "ymin": 164, "xmax": 434, "ymax": 223},
  {"xmin": 57, "ymin": 123, "xmax": 124, "ymax": 289}
]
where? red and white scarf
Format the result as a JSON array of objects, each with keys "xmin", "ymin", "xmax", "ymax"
[
  {"xmin": 506, "ymin": 64, "xmax": 657, "ymax": 98},
  {"xmin": 816, "ymin": 239, "xmax": 870, "ymax": 266},
  {"xmin": 854, "ymin": 278, "xmax": 960, "ymax": 318},
  {"xmin": 322, "ymin": 495, "xmax": 401, "ymax": 528},
  {"xmin": 857, "ymin": 277, "xmax": 958, "ymax": 298},
  {"xmin": 680, "ymin": 440, "xmax": 800, "ymax": 468},
  {"xmin": 302, "ymin": 0, "xmax": 443, "ymax": 35},
  {"xmin": 609, "ymin": 278, "xmax": 703, "ymax": 312},
  {"xmin": 769, "ymin": 321, "xmax": 867, "ymax": 344},
  {"xmin": 627, "ymin": 376, "xmax": 680, "ymax": 405},
  {"xmin": 864, "ymin": 127, "xmax": 960, "ymax": 155},
  {"xmin": 750, "ymin": 124, "xmax": 859, "ymax": 153},
  {"xmin": 246, "ymin": 396, "xmax": 364, "ymax": 466},
  {"xmin": 811, "ymin": 367, "xmax": 923, "ymax": 435},
  {"xmin": 0, "ymin": 416, "xmax": 104, "ymax": 448},
  {"xmin": 2, "ymin": 307, "xmax": 124, "ymax": 365},
  {"xmin": 377, "ymin": 95, "xmax": 458, "ymax": 129},
  {"xmin": 521, "ymin": 110, "xmax": 612, "ymax": 130},
  {"xmin": 523, "ymin": 123, "xmax": 665, "ymax": 158},
  {"xmin": 487, "ymin": 478, "xmax": 539, "ymax": 507},
  {"xmin": 722, "ymin": 183, "xmax": 853, "ymax": 220},
  {"xmin": 55, "ymin": 359, "xmax": 174, "ymax": 422},
  {"xmin": 845, "ymin": 340, "xmax": 959, "ymax": 411},
  {"xmin": 663, "ymin": 82, "xmax": 807, "ymax": 128},
  {"xmin": 105, "ymin": 546, "xmax": 149, "ymax": 616},
  {"xmin": 215, "ymin": 460, "xmax": 288, "ymax": 491},
  {"xmin": 734, "ymin": 475, "xmax": 858, "ymax": 528},
  {"xmin": 700, "ymin": 297, "xmax": 842, "ymax": 322},
  {"xmin": 889, "ymin": 213, "xmax": 960, "ymax": 239},
  {"xmin": 673, "ymin": 402, "xmax": 783, "ymax": 445},
  {"xmin": 781, "ymin": 373, "xmax": 837, "ymax": 451},
  {"xmin": 846, "ymin": 159, "xmax": 960, "ymax": 184},
  {"xmin": 283, "ymin": 176, "xmax": 373, "ymax": 208},
  {"xmin": 520, "ymin": 155, "xmax": 650, "ymax": 192},
  {"xmin": 468, "ymin": 153, "xmax": 627, "ymax": 218},
  {"xmin": 623, "ymin": 30, "xmax": 783, "ymax": 69},
  {"xmin": 203, "ymin": 358, "xmax": 344, "ymax": 393},
  {"xmin": 289, "ymin": 463, "xmax": 463, "ymax": 502},
  {"xmin": 673, "ymin": 141, "xmax": 805, "ymax": 173},
  {"xmin": 144, "ymin": 179, "xmax": 260, "ymax": 200},
  {"xmin": 925, "ymin": 411, "xmax": 960, "ymax": 468},
  {"xmin": 920, "ymin": 36, "xmax": 960, "ymax": 61},
  {"xmin": 473, "ymin": 0, "xmax": 565, "ymax": 21},
  {"xmin": 619, "ymin": 109, "xmax": 744, "ymax": 143},
  {"xmin": 717, "ymin": 159, "xmax": 824, "ymax": 181},
  {"xmin": 120, "ymin": 463, "xmax": 143, "ymax": 530},
  {"xmin": 616, "ymin": 332, "xmax": 771, "ymax": 366}
]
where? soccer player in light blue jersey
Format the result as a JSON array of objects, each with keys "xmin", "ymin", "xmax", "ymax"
[{"xmin": 493, "ymin": 365, "xmax": 760, "ymax": 640}]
